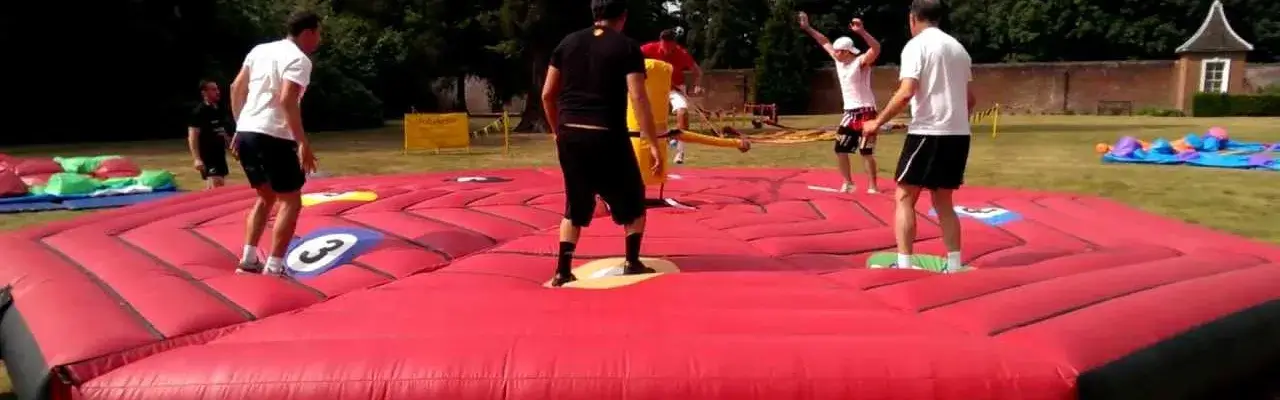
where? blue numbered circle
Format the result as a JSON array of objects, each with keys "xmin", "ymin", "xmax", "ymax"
[
  {"xmin": 445, "ymin": 176, "xmax": 511, "ymax": 183},
  {"xmin": 929, "ymin": 206, "xmax": 1023, "ymax": 226},
  {"xmin": 285, "ymin": 227, "xmax": 384, "ymax": 278},
  {"xmin": 955, "ymin": 206, "xmax": 1010, "ymax": 219}
]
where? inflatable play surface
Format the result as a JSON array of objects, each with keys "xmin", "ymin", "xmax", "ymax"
[
  {"xmin": 1098, "ymin": 126, "xmax": 1279, "ymax": 171},
  {"xmin": 0, "ymin": 154, "xmax": 180, "ymax": 213},
  {"xmin": 2, "ymin": 168, "xmax": 1278, "ymax": 400}
]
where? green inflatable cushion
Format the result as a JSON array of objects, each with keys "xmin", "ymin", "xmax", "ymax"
[
  {"xmin": 135, "ymin": 169, "xmax": 175, "ymax": 188},
  {"xmin": 53, "ymin": 155, "xmax": 122, "ymax": 174},
  {"xmin": 100, "ymin": 177, "xmax": 138, "ymax": 189},
  {"xmin": 42, "ymin": 173, "xmax": 102, "ymax": 196}
]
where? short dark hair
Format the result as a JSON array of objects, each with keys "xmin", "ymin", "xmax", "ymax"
[
  {"xmin": 591, "ymin": 0, "xmax": 627, "ymax": 21},
  {"xmin": 909, "ymin": 0, "xmax": 947, "ymax": 25},
  {"xmin": 659, "ymin": 29, "xmax": 677, "ymax": 41},
  {"xmin": 199, "ymin": 80, "xmax": 217, "ymax": 91},
  {"xmin": 286, "ymin": 10, "xmax": 321, "ymax": 37}
]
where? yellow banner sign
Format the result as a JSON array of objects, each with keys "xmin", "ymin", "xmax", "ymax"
[{"xmin": 404, "ymin": 113, "xmax": 470, "ymax": 151}]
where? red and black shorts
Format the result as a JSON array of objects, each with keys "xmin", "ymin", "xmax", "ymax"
[{"xmin": 835, "ymin": 107, "xmax": 878, "ymax": 155}]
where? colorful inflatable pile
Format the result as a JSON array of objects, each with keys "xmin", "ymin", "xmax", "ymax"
[
  {"xmin": 0, "ymin": 154, "xmax": 181, "ymax": 213},
  {"xmin": 1097, "ymin": 127, "xmax": 1279, "ymax": 171}
]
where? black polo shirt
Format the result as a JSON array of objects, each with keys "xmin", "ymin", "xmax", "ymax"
[
  {"xmin": 188, "ymin": 103, "xmax": 233, "ymax": 151},
  {"xmin": 550, "ymin": 26, "xmax": 646, "ymax": 131}
]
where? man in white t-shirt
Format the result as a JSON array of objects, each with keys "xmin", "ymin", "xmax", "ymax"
[
  {"xmin": 228, "ymin": 10, "xmax": 322, "ymax": 276},
  {"xmin": 798, "ymin": 12, "xmax": 882, "ymax": 194},
  {"xmin": 861, "ymin": 0, "xmax": 974, "ymax": 273}
]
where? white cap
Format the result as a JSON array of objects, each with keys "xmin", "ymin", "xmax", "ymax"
[{"xmin": 832, "ymin": 37, "xmax": 860, "ymax": 54}]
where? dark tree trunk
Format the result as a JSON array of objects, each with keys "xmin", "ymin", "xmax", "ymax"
[
  {"xmin": 514, "ymin": 48, "xmax": 551, "ymax": 133},
  {"xmin": 454, "ymin": 74, "xmax": 467, "ymax": 112}
]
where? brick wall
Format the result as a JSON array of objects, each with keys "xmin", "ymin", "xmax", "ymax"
[
  {"xmin": 1245, "ymin": 63, "xmax": 1280, "ymax": 92},
  {"xmin": 697, "ymin": 60, "xmax": 1180, "ymax": 115},
  {"xmin": 461, "ymin": 60, "xmax": 1276, "ymax": 115}
]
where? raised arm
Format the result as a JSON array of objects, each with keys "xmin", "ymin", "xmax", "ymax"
[
  {"xmin": 850, "ymin": 19, "xmax": 881, "ymax": 67},
  {"xmin": 797, "ymin": 12, "xmax": 837, "ymax": 58}
]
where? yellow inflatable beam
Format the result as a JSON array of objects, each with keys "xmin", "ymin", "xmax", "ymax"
[{"xmin": 627, "ymin": 59, "xmax": 744, "ymax": 186}]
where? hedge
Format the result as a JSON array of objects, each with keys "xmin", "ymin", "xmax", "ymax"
[{"xmin": 1192, "ymin": 93, "xmax": 1280, "ymax": 117}]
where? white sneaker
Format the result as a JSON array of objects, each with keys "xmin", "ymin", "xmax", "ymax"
[
  {"xmin": 262, "ymin": 264, "xmax": 287, "ymax": 276},
  {"xmin": 673, "ymin": 152, "xmax": 685, "ymax": 164},
  {"xmin": 866, "ymin": 187, "xmax": 880, "ymax": 194},
  {"xmin": 839, "ymin": 182, "xmax": 855, "ymax": 193},
  {"xmin": 235, "ymin": 260, "xmax": 264, "ymax": 274}
]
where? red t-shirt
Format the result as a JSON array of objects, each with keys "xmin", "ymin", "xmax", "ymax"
[{"xmin": 640, "ymin": 41, "xmax": 696, "ymax": 89}]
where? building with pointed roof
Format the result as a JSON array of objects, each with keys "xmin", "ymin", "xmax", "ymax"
[{"xmin": 1173, "ymin": 0, "xmax": 1254, "ymax": 112}]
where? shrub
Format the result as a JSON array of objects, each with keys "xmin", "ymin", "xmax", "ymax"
[
  {"xmin": 1192, "ymin": 93, "xmax": 1280, "ymax": 117},
  {"xmin": 301, "ymin": 63, "xmax": 386, "ymax": 131},
  {"xmin": 1136, "ymin": 107, "xmax": 1186, "ymax": 117}
]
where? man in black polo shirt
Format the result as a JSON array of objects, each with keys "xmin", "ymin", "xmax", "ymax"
[
  {"xmin": 541, "ymin": 0, "xmax": 662, "ymax": 287},
  {"xmin": 188, "ymin": 80, "xmax": 234, "ymax": 189}
]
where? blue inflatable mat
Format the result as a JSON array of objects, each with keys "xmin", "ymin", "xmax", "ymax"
[
  {"xmin": 49, "ymin": 184, "xmax": 178, "ymax": 200},
  {"xmin": 0, "ymin": 201, "xmax": 66, "ymax": 213},
  {"xmin": 0, "ymin": 194, "xmax": 58, "ymax": 205},
  {"xmin": 61, "ymin": 191, "xmax": 183, "ymax": 210}
]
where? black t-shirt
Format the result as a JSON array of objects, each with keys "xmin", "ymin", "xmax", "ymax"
[
  {"xmin": 188, "ymin": 103, "xmax": 233, "ymax": 151},
  {"xmin": 550, "ymin": 26, "xmax": 646, "ymax": 131}
]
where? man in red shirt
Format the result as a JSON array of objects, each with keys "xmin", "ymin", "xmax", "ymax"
[{"xmin": 640, "ymin": 29, "xmax": 703, "ymax": 164}]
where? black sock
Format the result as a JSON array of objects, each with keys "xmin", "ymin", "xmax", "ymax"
[
  {"xmin": 625, "ymin": 233, "xmax": 642, "ymax": 262},
  {"xmin": 556, "ymin": 242, "xmax": 576, "ymax": 274}
]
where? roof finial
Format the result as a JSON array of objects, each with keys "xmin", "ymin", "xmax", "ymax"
[{"xmin": 1175, "ymin": 0, "xmax": 1254, "ymax": 54}]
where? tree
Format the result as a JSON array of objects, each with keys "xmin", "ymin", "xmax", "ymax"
[
  {"xmin": 754, "ymin": 0, "xmax": 811, "ymax": 114},
  {"xmin": 681, "ymin": 0, "xmax": 771, "ymax": 69},
  {"xmin": 490, "ymin": 0, "xmax": 670, "ymax": 132}
]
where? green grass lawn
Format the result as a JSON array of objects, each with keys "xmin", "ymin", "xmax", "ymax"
[
  {"xmin": 0, "ymin": 115, "xmax": 1278, "ymax": 396},
  {"xmin": 4, "ymin": 114, "xmax": 1279, "ymax": 242}
]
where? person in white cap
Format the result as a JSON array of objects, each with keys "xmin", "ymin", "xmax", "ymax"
[{"xmin": 797, "ymin": 12, "xmax": 882, "ymax": 194}]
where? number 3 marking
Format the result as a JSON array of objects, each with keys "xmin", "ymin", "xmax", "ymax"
[
  {"xmin": 298, "ymin": 238, "xmax": 345, "ymax": 264},
  {"xmin": 287, "ymin": 233, "xmax": 359, "ymax": 273}
]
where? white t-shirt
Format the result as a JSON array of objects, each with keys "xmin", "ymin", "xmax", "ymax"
[
  {"xmin": 899, "ymin": 27, "xmax": 972, "ymax": 136},
  {"xmin": 835, "ymin": 55, "xmax": 876, "ymax": 110},
  {"xmin": 236, "ymin": 39, "xmax": 313, "ymax": 141}
]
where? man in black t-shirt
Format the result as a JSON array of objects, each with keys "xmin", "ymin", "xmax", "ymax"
[
  {"xmin": 541, "ymin": 0, "xmax": 662, "ymax": 287},
  {"xmin": 188, "ymin": 80, "xmax": 234, "ymax": 189}
]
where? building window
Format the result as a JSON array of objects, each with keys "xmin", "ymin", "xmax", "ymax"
[{"xmin": 1200, "ymin": 58, "xmax": 1230, "ymax": 93}]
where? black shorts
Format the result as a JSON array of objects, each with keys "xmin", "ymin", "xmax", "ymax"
[
  {"xmin": 895, "ymin": 134, "xmax": 972, "ymax": 190},
  {"xmin": 233, "ymin": 131, "xmax": 306, "ymax": 193},
  {"xmin": 197, "ymin": 143, "xmax": 229, "ymax": 179},
  {"xmin": 835, "ymin": 107, "xmax": 877, "ymax": 155},
  {"xmin": 556, "ymin": 125, "xmax": 646, "ymax": 227}
]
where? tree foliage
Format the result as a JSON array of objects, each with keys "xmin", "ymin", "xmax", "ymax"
[
  {"xmin": 681, "ymin": 0, "xmax": 772, "ymax": 69},
  {"xmin": 3, "ymin": 0, "xmax": 1278, "ymax": 144},
  {"xmin": 754, "ymin": 0, "xmax": 811, "ymax": 114}
]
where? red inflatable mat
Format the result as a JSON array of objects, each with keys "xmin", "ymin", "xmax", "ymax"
[{"xmin": 1, "ymin": 168, "xmax": 1277, "ymax": 400}]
